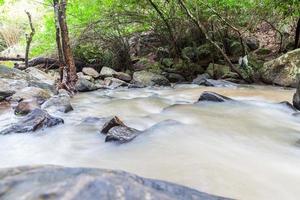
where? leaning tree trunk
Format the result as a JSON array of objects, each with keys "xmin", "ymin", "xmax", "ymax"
[
  {"xmin": 295, "ymin": 17, "xmax": 300, "ymax": 49},
  {"xmin": 147, "ymin": 0, "xmax": 180, "ymax": 57},
  {"xmin": 24, "ymin": 11, "xmax": 35, "ymax": 68},
  {"xmin": 57, "ymin": 0, "xmax": 77, "ymax": 93}
]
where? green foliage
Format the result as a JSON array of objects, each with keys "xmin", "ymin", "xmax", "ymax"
[{"xmin": 0, "ymin": 0, "xmax": 298, "ymax": 67}]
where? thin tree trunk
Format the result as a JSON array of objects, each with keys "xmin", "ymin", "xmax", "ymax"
[
  {"xmin": 24, "ymin": 11, "xmax": 35, "ymax": 68},
  {"xmin": 177, "ymin": 0, "xmax": 250, "ymax": 82},
  {"xmin": 57, "ymin": 0, "xmax": 77, "ymax": 93},
  {"xmin": 147, "ymin": 0, "xmax": 180, "ymax": 57},
  {"xmin": 294, "ymin": 17, "xmax": 300, "ymax": 49},
  {"xmin": 53, "ymin": 0, "xmax": 64, "ymax": 82}
]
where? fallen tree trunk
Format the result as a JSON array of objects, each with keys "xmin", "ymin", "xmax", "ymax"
[
  {"xmin": 17, "ymin": 57, "xmax": 85, "ymax": 71},
  {"xmin": 0, "ymin": 57, "xmax": 25, "ymax": 62}
]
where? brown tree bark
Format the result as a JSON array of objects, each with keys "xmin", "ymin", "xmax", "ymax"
[
  {"xmin": 55, "ymin": 0, "xmax": 77, "ymax": 93},
  {"xmin": 53, "ymin": 0, "xmax": 64, "ymax": 83},
  {"xmin": 25, "ymin": 11, "xmax": 35, "ymax": 68}
]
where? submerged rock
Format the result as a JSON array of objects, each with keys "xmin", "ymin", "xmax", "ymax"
[
  {"xmin": 0, "ymin": 109, "xmax": 64, "ymax": 135},
  {"xmin": 100, "ymin": 116, "xmax": 126, "ymax": 134},
  {"xmin": 100, "ymin": 116, "xmax": 141, "ymax": 143},
  {"xmin": 260, "ymin": 48, "xmax": 300, "ymax": 87},
  {"xmin": 132, "ymin": 70, "xmax": 170, "ymax": 86},
  {"xmin": 41, "ymin": 93, "xmax": 73, "ymax": 113},
  {"xmin": 198, "ymin": 92, "xmax": 233, "ymax": 103},
  {"xmin": 105, "ymin": 126, "xmax": 141, "ymax": 143},
  {"xmin": 278, "ymin": 101, "xmax": 298, "ymax": 112},
  {"xmin": 0, "ymin": 165, "xmax": 229, "ymax": 200}
]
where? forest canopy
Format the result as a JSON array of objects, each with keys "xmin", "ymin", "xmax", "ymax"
[{"xmin": 0, "ymin": 0, "xmax": 299, "ymax": 73}]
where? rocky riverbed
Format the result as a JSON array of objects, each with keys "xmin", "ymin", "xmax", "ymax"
[{"xmin": 1, "ymin": 64, "xmax": 300, "ymax": 200}]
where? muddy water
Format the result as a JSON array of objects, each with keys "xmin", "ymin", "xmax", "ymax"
[{"xmin": 0, "ymin": 84, "xmax": 300, "ymax": 200}]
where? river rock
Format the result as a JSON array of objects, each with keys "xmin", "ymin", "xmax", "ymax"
[
  {"xmin": 128, "ymin": 82, "xmax": 146, "ymax": 88},
  {"xmin": 260, "ymin": 48, "xmax": 300, "ymax": 87},
  {"xmin": 105, "ymin": 126, "xmax": 141, "ymax": 143},
  {"xmin": 0, "ymin": 78, "xmax": 28, "ymax": 91},
  {"xmin": 0, "ymin": 65, "xmax": 55, "ymax": 92},
  {"xmin": 100, "ymin": 116, "xmax": 141, "ymax": 143},
  {"xmin": 0, "ymin": 90, "xmax": 15, "ymax": 101},
  {"xmin": 75, "ymin": 78, "xmax": 99, "ymax": 92},
  {"xmin": 198, "ymin": 91, "xmax": 233, "ymax": 103},
  {"xmin": 165, "ymin": 73, "xmax": 185, "ymax": 83},
  {"xmin": 101, "ymin": 116, "xmax": 126, "ymax": 134},
  {"xmin": 293, "ymin": 84, "xmax": 300, "ymax": 110},
  {"xmin": 25, "ymin": 67, "xmax": 56, "ymax": 85},
  {"xmin": 104, "ymin": 77, "xmax": 128, "ymax": 89},
  {"xmin": 82, "ymin": 67, "xmax": 100, "ymax": 78},
  {"xmin": 0, "ymin": 64, "xmax": 30, "ymax": 80},
  {"xmin": 192, "ymin": 73, "xmax": 211, "ymax": 85},
  {"xmin": 100, "ymin": 66, "xmax": 117, "ymax": 77},
  {"xmin": 77, "ymin": 72, "xmax": 94, "ymax": 81},
  {"xmin": 278, "ymin": 101, "xmax": 298, "ymax": 111},
  {"xmin": 0, "ymin": 165, "xmax": 229, "ymax": 200},
  {"xmin": 14, "ymin": 100, "xmax": 40, "ymax": 115},
  {"xmin": 41, "ymin": 93, "xmax": 73, "ymax": 113},
  {"xmin": 196, "ymin": 78, "xmax": 237, "ymax": 88},
  {"xmin": 114, "ymin": 72, "xmax": 132, "ymax": 82},
  {"xmin": 10, "ymin": 87, "xmax": 51, "ymax": 104},
  {"xmin": 132, "ymin": 70, "xmax": 170, "ymax": 86},
  {"xmin": 0, "ymin": 109, "xmax": 64, "ymax": 135}
]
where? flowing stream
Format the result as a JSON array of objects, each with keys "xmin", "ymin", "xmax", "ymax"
[{"xmin": 1, "ymin": 84, "xmax": 300, "ymax": 200}]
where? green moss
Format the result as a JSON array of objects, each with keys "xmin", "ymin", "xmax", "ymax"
[
  {"xmin": 0, "ymin": 61, "xmax": 14, "ymax": 68},
  {"xmin": 256, "ymin": 48, "xmax": 272, "ymax": 55}
]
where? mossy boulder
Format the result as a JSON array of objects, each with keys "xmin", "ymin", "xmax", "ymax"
[
  {"xmin": 132, "ymin": 70, "xmax": 170, "ymax": 86},
  {"xmin": 260, "ymin": 49, "xmax": 300, "ymax": 87}
]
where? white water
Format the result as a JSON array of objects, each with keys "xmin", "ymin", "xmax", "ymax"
[{"xmin": 1, "ymin": 84, "xmax": 300, "ymax": 200}]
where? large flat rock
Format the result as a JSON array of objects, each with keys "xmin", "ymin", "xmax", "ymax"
[{"xmin": 0, "ymin": 166, "xmax": 229, "ymax": 200}]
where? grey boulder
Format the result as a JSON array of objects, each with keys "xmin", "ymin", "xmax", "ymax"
[
  {"xmin": 132, "ymin": 70, "xmax": 170, "ymax": 86},
  {"xmin": 0, "ymin": 165, "xmax": 229, "ymax": 200},
  {"xmin": 41, "ymin": 93, "xmax": 73, "ymax": 113},
  {"xmin": 0, "ymin": 109, "xmax": 64, "ymax": 135},
  {"xmin": 198, "ymin": 92, "xmax": 233, "ymax": 103}
]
